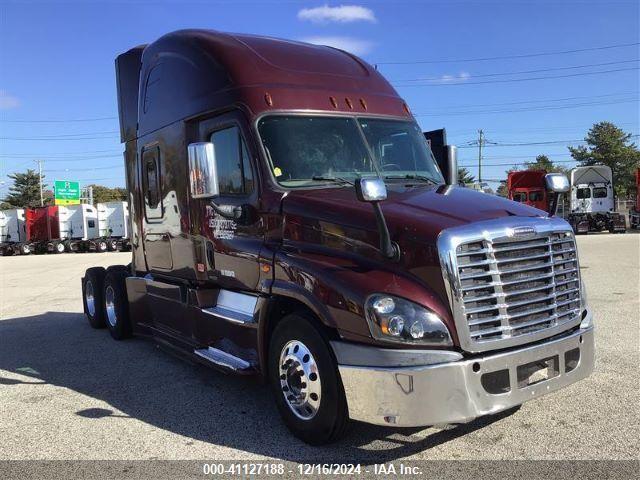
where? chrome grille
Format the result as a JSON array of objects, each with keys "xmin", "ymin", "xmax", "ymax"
[
  {"xmin": 456, "ymin": 231, "xmax": 581, "ymax": 345},
  {"xmin": 438, "ymin": 218, "xmax": 584, "ymax": 352}
]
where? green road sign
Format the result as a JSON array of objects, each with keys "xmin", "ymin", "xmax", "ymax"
[{"xmin": 54, "ymin": 180, "xmax": 80, "ymax": 205}]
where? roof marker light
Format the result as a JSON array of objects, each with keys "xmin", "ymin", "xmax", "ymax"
[
  {"xmin": 329, "ymin": 96, "xmax": 338, "ymax": 108},
  {"xmin": 345, "ymin": 97, "xmax": 353, "ymax": 110},
  {"xmin": 359, "ymin": 98, "xmax": 367, "ymax": 110},
  {"xmin": 264, "ymin": 92, "xmax": 273, "ymax": 106}
]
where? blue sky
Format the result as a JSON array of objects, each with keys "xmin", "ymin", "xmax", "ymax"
[{"xmin": 1, "ymin": 0, "xmax": 638, "ymax": 195}]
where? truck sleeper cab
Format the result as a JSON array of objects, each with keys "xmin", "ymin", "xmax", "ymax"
[
  {"xmin": 82, "ymin": 30, "xmax": 594, "ymax": 444},
  {"xmin": 0, "ymin": 208, "xmax": 30, "ymax": 255},
  {"xmin": 568, "ymin": 165, "xmax": 626, "ymax": 234},
  {"xmin": 507, "ymin": 170, "xmax": 550, "ymax": 212}
]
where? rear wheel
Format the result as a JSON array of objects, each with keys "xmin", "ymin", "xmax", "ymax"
[
  {"xmin": 103, "ymin": 268, "xmax": 132, "ymax": 340},
  {"xmin": 83, "ymin": 267, "xmax": 106, "ymax": 328},
  {"xmin": 107, "ymin": 239, "xmax": 118, "ymax": 251},
  {"xmin": 97, "ymin": 240, "xmax": 108, "ymax": 253},
  {"xmin": 55, "ymin": 242, "xmax": 65, "ymax": 254},
  {"xmin": 269, "ymin": 313, "xmax": 349, "ymax": 445}
]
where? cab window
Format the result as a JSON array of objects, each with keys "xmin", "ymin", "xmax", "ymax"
[
  {"xmin": 512, "ymin": 192, "xmax": 527, "ymax": 202},
  {"xmin": 576, "ymin": 188, "xmax": 591, "ymax": 199},
  {"xmin": 210, "ymin": 126, "xmax": 254, "ymax": 195},
  {"xmin": 529, "ymin": 191, "xmax": 544, "ymax": 202}
]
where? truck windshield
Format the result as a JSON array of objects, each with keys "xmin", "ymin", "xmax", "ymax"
[
  {"xmin": 576, "ymin": 188, "xmax": 591, "ymax": 199},
  {"xmin": 257, "ymin": 115, "xmax": 443, "ymax": 187}
]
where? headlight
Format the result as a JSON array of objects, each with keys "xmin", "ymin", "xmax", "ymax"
[{"xmin": 365, "ymin": 294, "xmax": 453, "ymax": 346}]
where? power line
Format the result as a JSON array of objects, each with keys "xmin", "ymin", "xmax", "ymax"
[
  {"xmin": 375, "ymin": 41, "xmax": 640, "ymax": 65},
  {"xmin": 416, "ymin": 91, "xmax": 637, "ymax": 111},
  {"xmin": 0, "ymin": 135, "xmax": 119, "ymax": 141},
  {"xmin": 459, "ymin": 159, "xmax": 579, "ymax": 167},
  {"xmin": 0, "ymin": 149, "xmax": 121, "ymax": 156},
  {"xmin": 414, "ymin": 97, "xmax": 639, "ymax": 116},
  {"xmin": 394, "ymin": 66, "xmax": 640, "ymax": 87},
  {"xmin": 458, "ymin": 134, "xmax": 640, "ymax": 148},
  {"xmin": 0, "ymin": 116, "xmax": 117, "ymax": 124},
  {"xmin": 393, "ymin": 59, "xmax": 639, "ymax": 82}
]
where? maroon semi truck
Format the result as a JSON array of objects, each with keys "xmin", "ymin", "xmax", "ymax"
[{"xmin": 82, "ymin": 30, "xmax": 594, "ymax": 444}]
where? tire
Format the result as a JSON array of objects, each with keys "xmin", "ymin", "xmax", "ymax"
[
  {"xmin": 268, "ymin": 313, "xmax": 349, "ymax": 445},
  {"xmin": 83, "ymin": 267, "xmax": 106, "ymax": 329},
  {"xmin": 97, "ymin": 240, "xmax": 108, "ymax": 253},
  {"xmin": 107, "ymin": 239, "xmax": 118, "ymax": 251},
  {"xmin": 103, "ymin": 268, "xmax": 132, "ymax": 340},
  {"xmin": 55, "ymin": 242, "xmax": 65, "ymax": 254}
]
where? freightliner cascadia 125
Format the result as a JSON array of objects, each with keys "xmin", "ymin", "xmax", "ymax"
[{"xmin": 82, "ymin": 30, "xmax": 594, "ymax": 444}]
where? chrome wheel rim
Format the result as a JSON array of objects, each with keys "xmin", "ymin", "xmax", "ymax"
[
  {"xmin": 57, "ymin": 243, "xmax": 64, "ymax": 253},
  {"xmin": 105, "ymin": 285, "xmax": 117, "ymax": 327},
  {"xmin": 85, "ymin": 280, "xmax": 95, "ymax": 317},
  {"xmin": 279, "ymin": 340, "xmax": 321, "ymax": 420}
]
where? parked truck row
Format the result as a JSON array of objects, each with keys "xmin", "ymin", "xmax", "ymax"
[
  {"xmin": 507, "ymin": 165, "xmax": 628, "ymax": 234},
  {"xmin": 0, "ymin": 201, "xmax": 130, "ymax": 256}
]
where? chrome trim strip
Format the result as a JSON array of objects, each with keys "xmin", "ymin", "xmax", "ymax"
[
  {"xmin": 194, "ymin": 347, "xmax": 251, "ymax": 371},
  {"xmin": 437, "ymin": 216, "xmax": 584, "ymax": 353}
]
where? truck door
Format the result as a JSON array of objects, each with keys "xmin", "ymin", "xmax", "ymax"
[{"xmin": 193, "ymin": 113, "xmax": 262, "ymax": 291}]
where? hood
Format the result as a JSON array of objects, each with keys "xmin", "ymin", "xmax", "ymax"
[
  {"xmin": 283, "ymin": 184, "xmax": 545, "ymax": 244},
  {"xmin": 282, "ymin": 184, "xmax": 547, "ymax": 302}
]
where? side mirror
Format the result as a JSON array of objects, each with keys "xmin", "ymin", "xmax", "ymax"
[
  {"xmin": 355, "ymin": 177, "xmax": 387, "ymax": 202},
  {"xmin": 445, "ymin": 145, "xmax": 458, "ymax": 186},
  {"xmin": 354, "ymin": 177, "xmax": 399, "ymax": 261},
  {"xmin": 544, "ymin": 173, "xmax": 570, "ymax": 193},
  {"xmin": 188, "ymin": 142, "xmax": 219, "ymax": 198},
  {"xmin": 544, "ymin": 173, "xmax": 569, "ymax": 217}
]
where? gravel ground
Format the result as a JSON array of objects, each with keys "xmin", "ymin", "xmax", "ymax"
[{"xmin": 0, "ymin": 234, "xmax": 638, "ymax": 465}]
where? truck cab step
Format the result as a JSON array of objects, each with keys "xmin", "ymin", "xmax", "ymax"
[{"xmin": 194, "ymin": 347, "xmax": 252, "ymax": 372}]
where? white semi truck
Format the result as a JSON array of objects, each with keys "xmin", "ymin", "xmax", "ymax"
[
  {"xmin": 97, "ymin": 201, "xmax": 131, "ymax": 251},
  {"xmin": 568, "ymin": 165, "xmax": 626, "ymax": 234},
  {"xmin": 47, "ymin": 204, "xmax": 101, "ymax": 253},
  {"xmin": 0, "ymin": 208, "xmax": 30, "ymax": 255}
]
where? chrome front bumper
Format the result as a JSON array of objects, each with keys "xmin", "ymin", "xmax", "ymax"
[{"xmin": 338, "ymin": 317, "xmax": 594, "ymax": 427}]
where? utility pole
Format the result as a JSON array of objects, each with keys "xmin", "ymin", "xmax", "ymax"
[
  {"xmin": 35, "ymin": 159, "xmax": 44, "ymax": 206},
  {"xmin": 477, "ymin": 129, "xmax": 484, "ymax": 184}
]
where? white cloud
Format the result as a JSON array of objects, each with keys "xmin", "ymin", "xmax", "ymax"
[
  {"xmin": 436, "ymin": 72, "xmax": 470, "ymax": 83},
  {"xmin": 0, "ymin": 90, "xmax": 20, "ymax": 110},
  {"xmin": 302, "ymin": 36, "xmax": 374, "ymax": 55},
  {"xmin": 298, "ymin": 4, "xmax": 376, "ymax": 24}
]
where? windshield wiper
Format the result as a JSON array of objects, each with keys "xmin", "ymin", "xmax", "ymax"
[
  {"xmin": 311, "ymin": 176, "xmax": 354, "ymax": 185},
  {"xmin": 383, "ymin": 174, "xmax": 438, "ymax": 185}
]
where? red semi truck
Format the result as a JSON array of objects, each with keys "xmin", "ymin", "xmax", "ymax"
[
  {"xmin": 81, "ymin": 30, "xmax": 594, "ymax": 444},
  {"xmin": 26, "ymin": 206, "xmax": 62, "ymax": 253},
  {"xmin": 507, "ymin": 170, "xmax": 550, "ymax": 212}
]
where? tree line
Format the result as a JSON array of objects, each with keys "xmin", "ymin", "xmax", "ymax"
[
  {"xmin": 493, "ymin": 121, "xmax": 639, "ymax": 197},
  {"xmin": 0, "ymin": 170, "xmax": 126, "ymax": 210}
]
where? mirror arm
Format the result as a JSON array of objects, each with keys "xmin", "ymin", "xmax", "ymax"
[
  {"xmin": 548, "ymin": 193, "xmax": 561, "ymax": 217},
  {"xmin": 372, "ymin": 202, "xmax": 400, "ymax": 261}
]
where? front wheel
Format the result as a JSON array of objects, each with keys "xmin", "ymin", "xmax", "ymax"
[{"xmin": 269, "ymin": 313, "xmax": 349, "ymax": 445}]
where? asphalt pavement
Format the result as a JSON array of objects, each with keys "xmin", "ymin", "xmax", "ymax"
[{"xmin": 0, "ymin": 234, "xmax": 638, "ymax": 464}]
